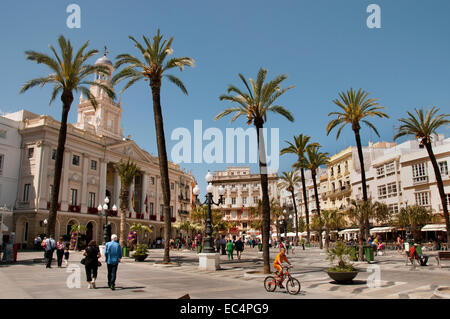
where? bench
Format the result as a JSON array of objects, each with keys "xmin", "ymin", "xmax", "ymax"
[{"xmin": 435, "ymin": 251, "xmax": 450, "ymax": 268}]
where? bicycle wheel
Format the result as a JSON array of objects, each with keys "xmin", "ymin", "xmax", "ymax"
[
  {"xmin": 286, "ymin": 277, "xmax": 301, "ymax": 295},
  {"xmin": 264, "ymin": 276, "xmax": 277, "ymax": 292}
]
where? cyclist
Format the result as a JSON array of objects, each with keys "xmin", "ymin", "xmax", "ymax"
[{"xmin": 273, "ymin": 247, "xmax": 291, "ymax": 288}]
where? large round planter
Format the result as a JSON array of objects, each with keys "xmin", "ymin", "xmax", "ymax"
[
  {"xmin": 326, "ymin": 270, "xmax": 358, "ymax": 284},
  {"xmin": 134, "ymin": 254, "xmax": 148, "ymax": 262}
]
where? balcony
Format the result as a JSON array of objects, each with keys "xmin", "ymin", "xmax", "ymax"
[
  {"xmin": 108, "ymin": 210, "xmax": 118, "ymax": 217},
  {"xmin": 327, "ymin": 186, "xmax": 351, "ymax": 199},
  {"xmin": 149, "ymin": 215, "xmax": 156, "ymax": 221},
  {"xmin": 413, "ymin": 176, "xmax": 428, "ymax": 185},
  {"xmin": 135, "ymin": 213, "xmax": 144, "ymax": 220},
  {"xmin": 171, "ymin": 217, "xmax": 176, "ymax": 222},
  {"xmin": 87, "ymin": 207, "xmax": 98, "ymax": 215},
  {"xmin": 68, "ymin": 205, "xmax": 81, "ymax": 213},
  {"xmin": 17, "ymin": 201, "xmax": 30, "ymax": 209},
  {"xmin": 178, "ymin": 209, "xmax": 189, "ymax": 216}
]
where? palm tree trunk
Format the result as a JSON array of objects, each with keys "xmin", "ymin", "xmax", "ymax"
[
  {"xmin": 290, "ymin": 190, "xmax": 299, "ymax": 245},
  {"xmin": 358, "ymin": 226, "xmax": 364, "ymax": 261},
  {"xmin": 255, "ymin": 122, "xmax": 271, "ymax": 274},
  {"xmin": 424, "ymin": 142, "xmax": 450, "ymax": 246},
  {"xmin": 119, "ymin": 188, "xmax": 129, "ymax": 247},
  {"xmin": 312, "ymin": 169, "xmax": 323, "ymax": 249},
  {"xmin": 47, "ymin": 91, "xmax": 73, "ymax": 237},
  {"xmin": 300, "ymin": 168, "xmax": 311, "ymax": 243},
  {"xmin": 353, "ymin": 128, "xmax": 370, "ymax": 240},
  {"xmin": 325, "ymin": 227, "xmax": 330, "ymax": 250},
  {"xmin": 150, "ymin": 83, "xmax": 171, "ymax": 263}
]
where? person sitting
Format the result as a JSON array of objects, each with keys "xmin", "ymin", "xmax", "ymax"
[{"xmin": 409, "ymin": 243, "xmax": 428, "ymax": 266}]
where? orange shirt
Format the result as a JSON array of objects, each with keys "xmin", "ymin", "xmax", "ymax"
[{"xmin": 273, "ymin": 252, "xmax": 288, "ymax": 267}]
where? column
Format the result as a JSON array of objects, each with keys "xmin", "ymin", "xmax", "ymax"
[
  {"xmin": 60, "ymin": 148, "xmax": 71, "ymax": 211},
  {"xmin": 113, "ymin": 169, "xmax": 121, "ymax": 209},
  {"xmin": 155, "ymin": 176, "xmax": 160, "ymax": 220},
  {"xmin": 80, "ymin": 153, "xmax": 89, "ymax": 213},
  {"xmin": 99, "ymin": 159, "xmax": 107, "ymax": 208},
  {"xmin": 141, "ymin": 172, "xmax": 148, "ymax": 216},
  {"xmin": 129, "ymin": 180, "xmax": 135, "ymax": 218},
  {"xmin": 36, "ymin": 141, "xmax": 50, "ymax": 209}
]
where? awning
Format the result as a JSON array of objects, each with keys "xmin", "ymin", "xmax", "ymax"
[
  {"xmin": 370, "ymin": 226, "xmax": 396, "ymax": 234},
  {"xmin": 421, "ymin": 224, "xmax": 447, "ymax": 232},
  {"xmin": 338, "ymin": 228, "xmax": 359, "ymax": 235}
]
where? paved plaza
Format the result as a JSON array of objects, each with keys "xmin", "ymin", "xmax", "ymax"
[{"xmin": 0, "ymin": 246, "xmax": 449, "ymax": 299}]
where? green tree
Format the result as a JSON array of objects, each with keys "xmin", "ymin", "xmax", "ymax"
[
  {"xmin": 347, "ymin": 200, "xmax": 390, "ymax": 261},
  {"xmin": 115, "ymin": 159, "xmax": 138, "ymax": 248},
  {"xmin": 278, "ymin": 171, "xmax": 302, "ymax": 244},
  {"xmin": 300, "ymin": 144, "xmax": 329, "ymax": 249},
  {"xmin": 215, "ymin": 68, "xmax": 294, "ymax": 274},
  {"xmin": 70, "ymin": 224, "xmax": 87, "ymax": 251},
  {"xmin": 281, "ymin": 134, "xmax": 318, "ymax": 244},
  {"xmin": 394, "ymin": 106, "xmax": 450, "ymax": 245},
  {"xmin": 112, "ymin": 30, "xmax": 194, "ymax": 263},
  {"xmin": 326, "ymin": 88, "xmax": 389, "ymax": 240},
  {"xmin": 20, "ymin": 35, "xmax": 115, "ymax": 237},
  {"xmin": 393, "ymin": 205, "xmax": 438, "ymax": 241},
  {"xmin": 321, "ymin": 210, "xmax": 346, "ymax": 250},
  {"xmin": 130, "ymin": 223, "xmax": 152, "ymax": 245}
]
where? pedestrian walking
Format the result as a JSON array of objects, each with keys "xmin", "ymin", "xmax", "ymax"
[
  {"xmin": 64, "ymin": 244, "xmax": 70, "ymax": 267},
  {"xmin": 215, "ymin": 237, "xmax": 221, "ymax": 253},
  {"xmin": 226, "ymin": 239, "xmax": 234, "ymax": 260},
  {"xmin": 301, "ymin": 237, "xmax": 306, "ymax": 250},
  {"xmin": 44, "ymin": 235, "xmax": 56, "ymax": 268},
  {"xmin": 220, "ymin": 236, "xmax": 226, "ymax": 255},
  {"xmin": 34, "ymin": 236, "xmax": 42, "ymax": 251},
  {"xmin": 84, "ymin": 240, "xmax": 101, "ymax": 289},
  {"xmin": 56, "ymin": 237, "xmax": 65, "ymax": 268},
  {"xmin": 104, "ymin": 234, "xmax": 122, "ymax": 290},
  {"xmin": 234, "ymin": 237, "xmax": 244, "ymax": 260}
]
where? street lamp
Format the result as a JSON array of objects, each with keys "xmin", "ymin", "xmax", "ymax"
[
  {"xmin": 193, "ymin": 171, "xmax": 225, "ymax": 253},
  {"xmin": 98, "ymin": 197, "xmax": 117, "ymax": 245}
]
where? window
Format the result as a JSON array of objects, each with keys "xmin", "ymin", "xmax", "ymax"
[
  {"xmin": 0, "ymin": 129, "xmax": 6, "ymax": 138},
  {"xmin": 377, "ymin": 185, "xmax": 387, "ymax": 199},
  {"xmin": 231, "ymin": 184, "xmax": 235, "ymax": 188},
  {"xmin": 135, "ymin": 175, "xmax": 141, "ymax": 185},
  {"xmin": 151, "ymin": 177, "xmax": 155, "ymax": 185},
  {"xmin": 149, "ymin": 203, "xmax": 154, "ymax": 215},
  {"xmin": 231, "ymin": 197, "xmax": 236, "ymax": 205},
  {"xmin": 72, "ymin": 155, "xmax": 80, "ymax": 166},
  {"xmin": 254, "ymin": 183, "xmax": 258, "ymax": 187},
  {"xmin": 345, "ymin": 161, "xmax": 348, "ymax": 171},
  {"xmin": 160, "ymin": 205, "xmax": 164, "ymax": 217},
  {"xmin": 243, "ymin": 184, "xmax": 247, "ymax": 188},
  {"xmin": 385, "ymin": 162, "xmax": 395, "ymax": 174},
  {"xmin": 51, "ymin": 149, "xmax": 56, "ymax": 160},
  {"xmin": 23, "ymin": 184, "xmax": 30, "ymax": 202},
  {"xmin": 70, "ymin": 189, "xmax": 78, "ymax": 206},
  {"xmin": 387, "ymin": 182, "xmax": 397, "ymax": 197},
  {"xmin": 388, "ymin": 204, "xmax": 399, "ymax": 214},
  {"xmin": 439, "ymin": 161, "xmax": 448, "ymax": 176},
  {"xmin": 376, "ymin": 166, "xmax": 385, "ymax": 177},
  {"xmin": 337, "ymin": 165, "xmax": 341, "ymax": 174},
  {"xmin": 49, "ymin": 185, "xmax": 53, "ymax": 201},
  {"xmin": 88, "ymin": 192, "xmax": 96, "ymax": 208},
  {"xmin": 0, "ymin": 154, "xmax": 3, "ymax": 175},
  {"xmin": 170, "ymin": 206, "xmax": 173, "ymax": 218},
  {"xmin": 330, "ymin": 167, "xmax": 334, "ymax": 176},
  {"xmin": 446, "ymin": 194, "xmax": 450, "ymax": 208},
  {"xmin": 412, "ymin": 162, "xmax": 427, "ymax": 183},
  {"xmin": 90, "ymin": 160, "xmax": 97, "ymax": 170},
  {"xmin": 171, "ymin": 182, "xmax": 174, "ymax": 190},
  {"xmin": 253, "ymin": 196, "xmax": 258, "ymax": 204},
  {"xmin": 28, "ymin": 148, "xmax": 34, "ymax": 158},
  {"xmin": 415, "ymin": 192, "xmax": 430, "ymax": 207},
  {"xmin": 242, "ymin": 197, "xmax": 247, "ymax": 205}
]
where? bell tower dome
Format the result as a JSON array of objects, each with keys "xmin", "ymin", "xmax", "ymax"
[{"xmin": 74, "ymin": 47, "xmax": 123, "ymax": 140}]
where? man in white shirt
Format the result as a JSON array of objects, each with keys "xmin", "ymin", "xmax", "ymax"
[{"xmin": 44, "ymin": 235, "xmax": 56, "ymax": 268}]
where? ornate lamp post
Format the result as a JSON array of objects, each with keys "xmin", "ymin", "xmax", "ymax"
[
  {"xmin": 99, "ymin": 197, "xmax": 117, "ymax": 245},
  {"xmin": 193, "ymin": 171, "xmax": 225, "ymax": 253}
]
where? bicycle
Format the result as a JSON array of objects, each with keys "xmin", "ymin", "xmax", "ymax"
[{"xmin": 264, "ymin": 265, "xmax": 301, "ymax": 295}]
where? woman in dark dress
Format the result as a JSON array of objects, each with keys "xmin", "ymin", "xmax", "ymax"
[{"xmin": 83, "ymin": 240, "xmax": 101, "ymax": 289}]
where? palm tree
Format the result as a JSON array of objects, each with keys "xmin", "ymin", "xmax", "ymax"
[
  {"xmin": 393, "ymin": 205, "xmax": 437, "ymax": 241},
  {"xmin": 394, "ymin": 106, "xmax": 450, "ymax": 245},
  {"xmin": 115, "ymin": 159, "xmax": 138, "ymax": 248},
  {"xmin": 215, "ymin": 68, "xmax": 294, "ymax": 274},
  {"xmin": 70, "ymin": 224, "xmax": 87, "ymax": 251},
  {"xmin": 278, "ymin": 171, "xmax": 301, "ymax": 244},
  {"xmin": 19, "ymin": 35, "xmax": 115, "ymax": 237},
  {"xmin": 112, "ymin": 30, "xmax": 194, "ymax": 263},
  {"xmin": 326, "ymin": 88, "xmax": 389, "ymax": 240},
  {"xmin": 130, "ymin": 223, "xmax": 152, "ymax": 245},
  {"xmin": 281, "ymin": 134, "xmax": 318, "ymax": 244},
  {"xmin": 301, "ymin": 145, "xmax": 329, "ymax": 249},
  {"xmin": 347, "ymin": 200, "xmax": 390, "ymax": 261},
  {"xmin": 321, "ymin": 210, "xmax": 345, "ymax": 250}
]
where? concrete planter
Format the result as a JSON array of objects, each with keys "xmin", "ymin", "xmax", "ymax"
[
  {"xmin": 434, "ymin": 287, "xmax": 450, "ymax": 299},
  {"xmin": 134, "ymin": 254, "xmax": 148, "ymax": 262},
  {"xmin": 326, "ymin": 270, "xmax": 358, "ymax": 284}
]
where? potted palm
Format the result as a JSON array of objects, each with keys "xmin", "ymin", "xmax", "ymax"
[
  {"xmin": 133, "ymin": 244, "xmax": 148, "ymax": 262},
  {"xmin": 326, "ymin": 241, "xmax": 358, "ymax": 284}
]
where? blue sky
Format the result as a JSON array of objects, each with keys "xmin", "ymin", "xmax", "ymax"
[{"xmin": 1, "ymin": 0, "xmax": 449, "ymax": 194}]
